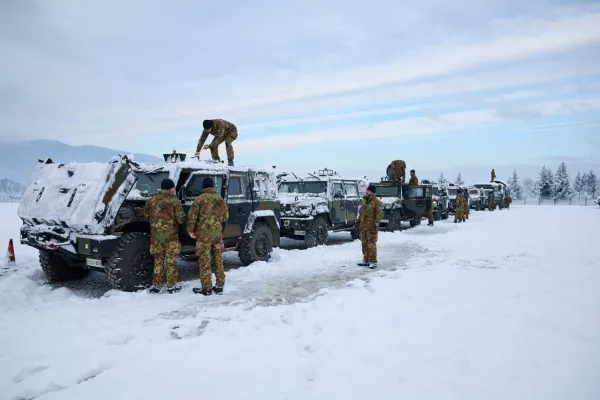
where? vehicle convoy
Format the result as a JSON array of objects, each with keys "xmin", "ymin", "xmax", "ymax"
[
  {"xmin": 277, "ymin": 168, "xmax": 366, "ymax": 247},
  {"xmin": 468, "ymin": 187, "xmax": 486, "ymax": 210},
  {"xmin": 473, "ymin": 181, "xmax": 508, "ymax": 209},
  {"xmin": 372, "ymin": 176, "xmax": 433, "ymax": 230},
  {"xmin": 422, "ymin": 180, "xmax": 449, "ymax": 220},
  {"xmin": 17, "ymin": 151, "xmax": 281, "ymax": 291}
]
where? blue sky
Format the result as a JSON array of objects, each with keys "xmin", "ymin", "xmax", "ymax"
[{"xmin": 1, "ymin": 0, "xmax": 599, "ymax": 182}]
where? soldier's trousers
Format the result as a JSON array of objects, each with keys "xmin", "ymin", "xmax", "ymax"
[
  {"xmin": 428, "ymin": 205, "xmax": 434, "ymax": 224},
  {"xmin": 196, "ymin": 237, "xmax": 225, "ymax": 289},
  {"xmin": 465, "ymin": 204, "xmax": 469, "ymax": 219},
  {"xmin": 454, "ymin": 208, "xmax": 463, "ymax": 223},
  {"xmin": 209, "ymin": 131, "xmax": 238, "ymax": 161},
  {"xmin": 360, "ymin": 230, "xmax": 378, "ymax": 263},
  {"xmin": 150, "ymin": 240, "xmax": 180, "ymax": 287},
  {"xmin": 488, "ymin": 199, "xmax": 494, "ymax": 211}
]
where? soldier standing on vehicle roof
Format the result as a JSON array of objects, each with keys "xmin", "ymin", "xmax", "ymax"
[
  {"xmin": 195, "ymin": 119, "xmax": 238, "ymax": 166},
  {"xmin": 143, "ymin": 179, "xmax": 185, "ymax": 294},
  {"xmin": 390, "ymin": 160, "xmax": 406, "ymax": 182},
  {"xmin": 409, "ymin": 169, "xmax": 419, "ymax": 185},
  {"xmin": 187, "ymin": 177, "xmax": 229, "ymax": 296},
  {"xmin": 356, "ymin": 184, "xmax": 383, "ymax": 269},
  {"xmin": 491, "ymin": 169, "xmax": 496, "ymax": 182}
]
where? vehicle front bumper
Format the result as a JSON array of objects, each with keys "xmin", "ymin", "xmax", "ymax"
[{"xmin": 280, "ymin": 216, "xmax": 314, "ymax": 237}]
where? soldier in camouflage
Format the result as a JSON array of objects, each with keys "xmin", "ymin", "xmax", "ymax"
[
  {"xmin": 187, "ymin": 177, "xmax": 229, "ymax": 296},
  {"xmin": 426, "ymin": 197, "xmax": 434, "ymax": 226},
  {"xmin": 454, "ymin": 188, "xmax": 465, "ymax": 223},
  {"xmin": 195, "ymin": 119, "xmax": 239, "ymax": 166},
  {"xmin": 389, "ymin": 160, "xmax": 406, "ymax": 182},
  {"xmin": 491, "ymin": 169, "xmax": 496, "ymax": 182},
  {"xmin": 505, "ymin": 193, "xmax": 512, "ymax": 209},
  {"xmin": 143, "ymin": 179, "xmax": 185, "ymax": 294},
  {"xmin": 356, "ymin": 185, "xmax": 383, "ymax": 269},
  {"xmin": 409, "ymin": 169, "xmax": 419, "ymax": 185},
  {"xmin": 463, "ymin": 190, "xmax": 470, "ymax": 220},
  {"xmin": 487, "ymin": 190, "xmax": 494, "ymax": 211}
]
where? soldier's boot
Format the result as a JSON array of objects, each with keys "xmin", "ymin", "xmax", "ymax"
[
  {"xmin": 428, "ymin": 222, "xmax": 434, "ymax": 226},
  {"xmin": 193, "ymin": 287, "xmax": 213, "ymax": 296},
  {"xmin": 212, "ymin": 286, "xmax": 223, "ymax": 295},
  {"xmin": 357, "ymin": 261, "xmax": 370, "ymax": 266},
  {"xmin": 368, "ymin": 262, "xmax": 377, "ymax": 269},
  {"xmin": 148, "ymin": 286, "xmax": 161, "ymax": 294},
  {"xmin": 228, "ymin": 160, "xmax": 234, "ymax": 167},
  {"xmin": 166, "ymin": 285, "xmax": 182, "ymax": 294}
]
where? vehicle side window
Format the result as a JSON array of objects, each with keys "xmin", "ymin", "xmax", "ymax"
[
  {"xmin": 185, "ymin": 175, "xmax": 223, "ymax": 199},
  {"xmin": 228, "ymin": 177, "xmax": 243, "ymax": 197},
  {"xmin": 344, "ymin": 182, "xmax": 358, "ymax": 198},
  {"xmin": 332, "ymin": 182, "xmax": 343, "ymax": 198}
]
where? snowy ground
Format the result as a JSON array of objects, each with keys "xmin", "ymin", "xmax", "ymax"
[{"xmin": 1, "ymin": 203, "xmax": 599, "ymax": 400}]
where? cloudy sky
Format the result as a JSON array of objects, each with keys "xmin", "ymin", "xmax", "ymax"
[{"xmin": 1, "ymin": 0, "xmax": 599, "ymax": 182}]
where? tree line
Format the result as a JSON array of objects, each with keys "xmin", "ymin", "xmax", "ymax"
[{"xmin": 435, "ymin": 164, "xmax": 599, "ymax": 200}]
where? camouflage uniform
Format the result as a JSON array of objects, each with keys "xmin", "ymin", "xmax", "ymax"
[
  {"xmin": 491, "ymin": 169, "xmax": 496, "ymax": 182},
  {"xmin": 463, "ymin": 191, "xmax": 469, "ymax": 220},
  {"xmin": 143, "ymin": 189, "xmax": 184, "ymax": 288},
  {"xmin": 187, "ymin": 187, "xmax": 229, "ymax": 289},
  {"xmin": 454, "ymin": 193, "xmax": 465, "ymax": 223},
  {"xmin": 427, "ymin": 198, "xmax": 434, "ymax": 225},
  {"xmin": 488, "ymin": 191, "xmax": 494, "ymax": 211},
  {"xmin": 390, "ymin": 160, "xmax": 406, "ymax": 182},
  {"xmin": 357, "ymin": 193, "xmax": 383, "ymax": 264},
  {"xmin": 409, "ymin": 174, "xmax": 419, "ymax": 185},
  {"xmin": 505, "ymin": 194, "xmax": 512, "ymax": 209},
  {"xmin": 196, "ymin": 119, "xmax": 238, "ymax": 162}
]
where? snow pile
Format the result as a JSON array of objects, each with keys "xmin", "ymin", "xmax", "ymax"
[{"xmin": 1, "ymin": 205, "xmax": 599, "ymax": 399}]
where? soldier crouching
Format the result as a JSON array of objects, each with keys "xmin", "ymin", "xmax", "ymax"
[
  {"xmin": 187, "ymin": 177, "xmax": 229, "ymax": 296},
  {"xmin": 390, "ymin": 160, "xmax": 406, "ymax": 183},
  {"xmin": 356, "ymin": 184, "xmax": 383, "ymax": 269},
  {"xmin": 143, "ymin": 178, "xmax": 184, "ymax": 294}
]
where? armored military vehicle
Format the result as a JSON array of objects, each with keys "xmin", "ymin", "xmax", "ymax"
[
  {"xmin": 422, "ymin": 179, "xmax": 449, "ymax": 220},
  {"xmin": 468, "ymin": 187, "xmax": 486, "ymax": 210},
  {"xmin": 473, "ymin": 181, "xmax": 507, "ymax": 209},
  {"xmin": 372, "ymin": 175, "xmax": 433, "ymax": 230},
  {"xmin": 447, "ymin": 184, "xmax": 460, "ymax": 213},
  {"xmin": 277, "ymin": 168, "xmax": 366, "ymax": 247},
  {"xmin": 17, "ymin": 151, "xmax": 281, "ymax": 291}
]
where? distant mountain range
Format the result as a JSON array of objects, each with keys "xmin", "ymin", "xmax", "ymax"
[{"xmin": 0, "ymin": 140, "xmax": 161, "ymax": 190}]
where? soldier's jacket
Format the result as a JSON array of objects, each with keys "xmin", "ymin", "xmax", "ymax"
[
  {"xmin": 143, "ymin": 190, "xmax": 185, "ymax": 244},
  {"xmin": 187, "ymin": 188, "xmax": 229, "ymax": 242},
  {"xmin": 456, "ymin": 194, "xmax": 465, "ymax": 209},
  {"xmin": 390, "ymin": 160, "xmax": 406, "ymax": 169},
  {"xmin": 196, "ymin": 119, "xmax": 238, "ymax": 152},
  {"xmin": 409, "ymin": 175, "xmax": 419, "ymax": 185},
  {"xmin": 357, "ymin": 194, "xmax": 383, "ymax": 232}
]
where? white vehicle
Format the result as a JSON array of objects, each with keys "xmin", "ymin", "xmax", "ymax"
[
  {"xmin": 468, "ymin": 187, "xmax": 486, "ymax": 210},
  {"xmin": 473, "ymin": 181, "xmax": 507, "ymax": 210}
]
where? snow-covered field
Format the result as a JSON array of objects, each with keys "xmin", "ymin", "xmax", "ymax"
[{"xmin": 1, "ymin": 203, "xmax": 599, "ymax": 400}]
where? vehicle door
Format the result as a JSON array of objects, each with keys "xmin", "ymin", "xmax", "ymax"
[
  {"xmin": 330, "ymin": 180, "xmax": 344, "ymax": 225},
  {"xmin": 343, "ymin": 181, "xmax": 361, "ymax": 225},
  {"xmin": 223, "ymin": 172, "xmax": 248, "ymax": 238},
  {"xmin": 180, "ymin": 171, "xmax": 226, "ymax": 244},
  {"xmin": 402, "ymin": 185, "xmax": 426, "ymax": 218}
]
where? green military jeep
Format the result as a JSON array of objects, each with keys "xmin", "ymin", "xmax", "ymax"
[
  {"xmin": 17, "ymin": 152, "xmax": 281, "ymax": 292},
  {"xmin": 371, "ymin": 179, "xmax": 433, "ymax": 230},
  {"xmin": 277, "ymin": 168, "xmax": 366, "ymax": 247}
]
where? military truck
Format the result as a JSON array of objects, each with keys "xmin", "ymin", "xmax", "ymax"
[
  {"xmin": 372, "ymin": 178, "xmax": 432, "ymax": 230},
  {"xmin": 277, "ymin": 168, "xmax": 365, "ymax": 247},
  {"xmin": 473, "ymin": 181, "xmax": 507, "ymax": 209},
  {"xmin": 17, "ymin": 152, "xmax": 281, "ymax": 291},
  {"xmin": 422, "ymin": 180, "xmax": 449, "ymax": 220},
  {"xmin": 447, "ymin": 184, "xmax": 460, "ymax": 213}
]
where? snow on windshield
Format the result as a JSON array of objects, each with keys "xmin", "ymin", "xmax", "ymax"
[
  {"xmin": 279, "ymin": 181, "xmax": 327, "ymax": 195},
  {"xmin": 448, "ymin": 188, "xmax": 458, "ymax": 195}
]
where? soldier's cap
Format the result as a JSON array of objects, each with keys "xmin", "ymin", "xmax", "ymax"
[
  {"xmin": 367, "ymin": 184, "xmax": 377, "ymax": 194},
  {"xmin": 202, "ymin": 177, "xmax": 215, "ymax": 189},
  {"xmin": 161, "ymin": 178, "xmax": 175, "ymax": 190},
  {"xmin": 410, "ymin": 169, "xmax": 415, "ymax": 173},
  {"xmin": 203, "ymin": 120, "xmax": 213, "ymax": 130}
]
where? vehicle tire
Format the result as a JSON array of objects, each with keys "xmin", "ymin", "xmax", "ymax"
[
  {"xmin": 409, "ymin": 216, "xmax": 420, "ymax": 227},
  {"xmin": 388, "ymin": 212, "xmax": 401, "ymax": 232},
  {"xmin": 304, "ymin": 215, "xmax": 329, "ymax": 248},
  {"xmin": 435, "ymin": 206, "xmax": 442, "ymax": 221},
  {"xmin": 238, "ymin": 221, "xmax": 274, "ymax": 266},
  {"xmin": 39, "ymin": 250, "xmax": 89, "ymax": 281},
  {"xmin": 442, "ymin": 209, "xmax": 449, "ymax": 220},
  {"xmin": 105, "ymin": 232, "xmax": 154, "ymax": 292}
]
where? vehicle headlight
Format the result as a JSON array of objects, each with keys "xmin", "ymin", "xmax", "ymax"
[{"xmin": 384, "ymin": 204, "xmax": 391, "ymax": 210}]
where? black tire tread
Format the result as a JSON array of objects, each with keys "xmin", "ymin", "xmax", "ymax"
[
  {"xmin": 105, "ymin": 232, "xmax": 152, "ymax": 291},
  {"xmin": 39, "ymin": 250, "xmax": 89, "ymax": 281},
  {"xmin": 304, "ymin": 215, "xmax": 329, "ymax": 248},
  {"xmin": 238, "ymin": 221, "xmax": 274, "ymax": 266}
]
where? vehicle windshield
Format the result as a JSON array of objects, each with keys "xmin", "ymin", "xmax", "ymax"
[
  {"xmin": 474, "ymin": 184, "xmax": 494, "ymax": 190},
  {"xmin": 469, "ymin": 190, "xmax": 479, "ymax": 195},
  {"xmin": 279, "ymin": 181, "xmax": 327, "ymax": 195},
  {"xmin": 374, "ymin": 186, "xmax": 399, "ymax": 197},
  {"xmin": 134, "ymin": 171, "xmax": 170, "ymax": 195},
  {"xmin": 448, "ymin": 188, "xmax": 458, "ymax": 196},
  {"xmin": 432, "ymin": 187, "xmax": 439, "ymax": 195},
  {"xmin": 405, "ymin": 187, "xmax": 424, "ymax": 198}
]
